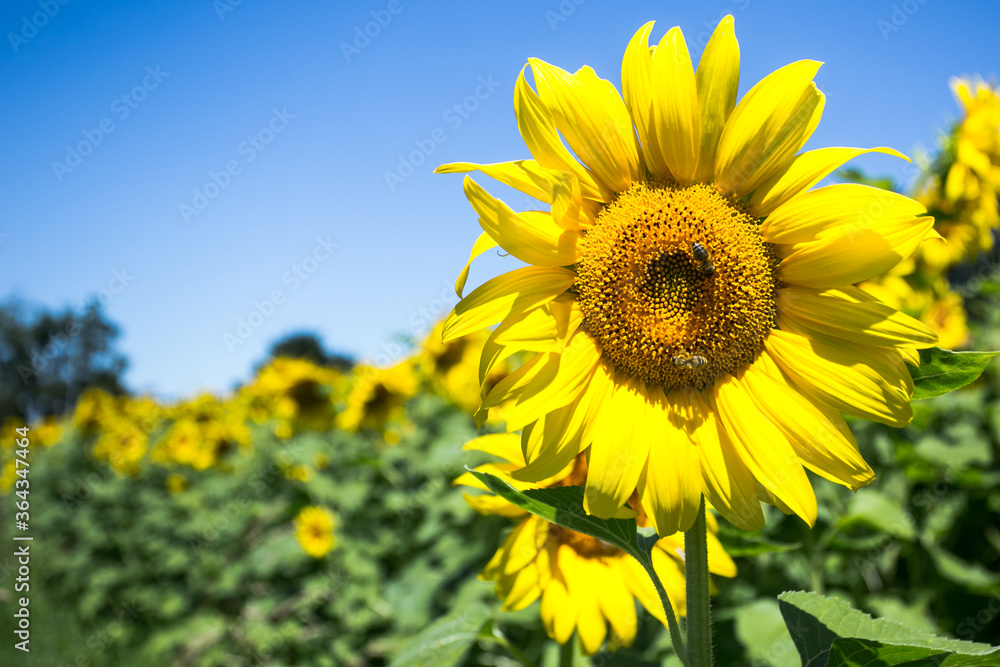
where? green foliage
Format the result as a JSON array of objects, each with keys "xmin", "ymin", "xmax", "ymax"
[{"xmin": 778, "ymin": 591, "xmax": 1000, "ymax": 666}]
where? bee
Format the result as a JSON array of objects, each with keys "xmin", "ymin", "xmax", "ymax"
[
  {"xmin": 692, "ymin": 242, "xmax": 715, "ymax": 277},
  {"xmin": 672, "ymin": 354, "xmax": 707, "ymax": 369}
]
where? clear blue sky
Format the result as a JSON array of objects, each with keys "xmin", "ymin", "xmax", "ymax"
[{"xmin": 2, "ymin": 0, "xmax": 998, "ymax": 399}]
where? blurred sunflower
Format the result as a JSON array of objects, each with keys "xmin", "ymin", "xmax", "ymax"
[
  {"xmin": 416, "ymin": 320, "xmax": 514, "ymax": 417},
  {"xmin": 294, "ymin": 505, "xmax": 337, "ymax": 558},
  {"xmin": 455, "ymin": 434, "xmax": 735, "ymax": 655},
  {"xmin": 152, "ymin": 396, "xmax": 250, "ymax": 470},
  {"xmin": 239, "ymin": 357, "xmax": 344, "ymax": 438},
  {"xmin": 438, "ymin": 17, "xmax": 939, "ymax": 534},
  {"xmin": 92, "ymin": 418, "xmax": 149, "ymax": 475},
  {"xmin": 340, "ymin": 360, "xmax": 418, "ymax": 444}
]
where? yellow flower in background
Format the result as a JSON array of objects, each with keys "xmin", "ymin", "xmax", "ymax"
[
  {"xmin": 341, "ymin": 359, "xmax": 419, "ymax": 444},
  {"xmin": 915, "ymin": 76, "xmax": 1000, "ymax": 269},
  {"xmin": 154, "ymin": 395, "xmax": 250, "ymax": 469},
  {"xmin": 166, "ymin": 473, "xmax": 188, "ymax": 494},
  {"xmin": 31, "ymin": 416, "xmax": 64, "ymax": 448},
  {"xmin": 72, "ymin": 388, "xmax": 117, "ymax": 434},
  {"xmin": 416, "ymin": 320, "xmax": 515, "ymax": 417},
  {"xmin": 92, "ymin": 418, "xmax": 148, "ymax": 475},
  {"xmin": 294, "ymin": 505, "xmax": 337, "ymax": 558},
  {"xmin": 438, "ymin": 17, "xmax": 939, "ymax": 535},
  {"xmin": 455, "ymin": 435, "xmax": 735, "ymax": 655},
  {"xmin": 239, "ymin": 357, "xmax": 345, "ymax": 438}
]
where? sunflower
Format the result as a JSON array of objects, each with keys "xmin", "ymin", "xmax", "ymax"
[
  {"xmin": 294, "ymin": 505, "xmax": 337, "ymax": 558},
  {"xmin": 239, "ymin": 357, "xmax": 344, "ymax": 438},
  {"xmin": 340, "ymin": 360, "xmax": 419, "ymax": 444},
  {"xmin": 437, "ymin": 17, "xmax": 939, "ymax": 534},
  {"xmin": 915, "ymin": 76, "xmax": 1000, "ymax": 269},
  {"xmin": 416, "ymin": 319, "xmax": 515, "ymax": 417},
  {"xmin": 455, "ymin": 434, "xmax": 736, "ymax": 655}
]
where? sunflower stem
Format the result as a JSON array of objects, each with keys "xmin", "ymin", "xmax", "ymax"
[
  {"xmin": 684, "ymin": 496, "xmax": 713, "ymax": 667},
  {"xmin": 638, "ymin": 553, "xmax": 687, "ymax": 665}
]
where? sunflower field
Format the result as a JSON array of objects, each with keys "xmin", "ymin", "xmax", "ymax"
[{"xmin": 3, "ymin": 11, "xmax": 1000, "ymax": 667}]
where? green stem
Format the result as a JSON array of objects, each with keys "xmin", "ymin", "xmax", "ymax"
[
  {"xmin": 684, "ymin": 496, "xmax": 713, "ymax": 667},
  {"xmin": 638, "ymin": 553, "xmax": 687, "ymax": 665},
  {"xmin": 558, "ymin": 638, "xmax": 575, "ymax": 667}
]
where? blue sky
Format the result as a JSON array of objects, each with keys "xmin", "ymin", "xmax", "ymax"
[{"xmin": 2, "ymin": 0, "xmax": 998, "ymax": 399}]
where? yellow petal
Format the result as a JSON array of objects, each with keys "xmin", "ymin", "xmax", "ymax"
[
  {"xmin": 491, "ymin": 293, "xmax": 583, "ymax": 353},
  {"xmin": 454, "ymin": 232, "xmax": 498, "ymax": 298},
  {"xmin": 584, "ymin": 375, "xmax": 651, "ymax": 519},
  {"xmin": 749, "ymin": 147, "xmax": 908, "ymax": 217},
  {"xmin": 513, "ymin": 360, "xmax": 612, "ymax": 482},
  {"xmin": 481, "ymin": 352, "xmax": 547, "ymax": 411},
  {"xmin": 461, "ymin": 491, "xmax": 525, "ymax": 518},
  {"xmin": 514, "ymin": 68, "xmax": 609, "ymax": 202},
  {"xmin": 761, "ymin": 184, "xmax": 926, "ymax": 245},
  {"xmin": 505, "ymin": 331, "xmax": 601, "ymax": 431},
  {"xmin": 765, "ymin": 329, "xmax": 913, "ymax": 427},
  {"xmin": 693, "ymin": 15, "xmax": 740, "ymax": 183},
  {"xmin": 462, "ymin": 433, "xmax": 524, "ymax": 466},
  {"xmin": 777, "ymin": 285, "xmax": 937, "ymax": 348},
  {"xmin": 463, "ymin": 176, "xmax": 582, "ymax": 268},
  {"xmin": 742, "ymin": 361, "xmax": 875, "ymax": 490},
  {"xmin": 435, "ymin": 159, "xmax": 557, "ymax": 203},
  {"xmin": 776, "ymin": 215, "xmax": 936, "ymax": 288},
  {"xmin": 691, "ymin": 388, "xmax": 765, "ymax": 531},
  {"xmin": 715, "ymin": 60, "xmax": 824, "ymax": 196},
  {"xmin": 540, "ymin": 561, "xmax": 576, "ymax": 644},
  {"xmin": 651, "ymin": 27, "xmax": 700, "ymax": 185},
  {"xmin": 570, "ymin": 557, "xmax": 608, "ymax": 655},
  {"xmin": 529, "ymin": 59, "xmax": 639, "ymax": 193},
  {"xmin": 639, "ymin": 386, "xmax": 702, "ymax": 536},
  {"xmin": 706, "ymin": 527, "xmax": 738, "ymax": 578},
  {"xmin": 595, "ymin": 562, "xmax": 637, "ymax": 647},
  {"xmin": 622, "ymin": 22, "xmax": 670, "ymax": 180},
  {"xmin": 713, "ymin": 372, "xmax": 817, "ymax": 526},
  {"xmin": 442, "ymin": 266, "xmax": 575, "ymax": 342}
]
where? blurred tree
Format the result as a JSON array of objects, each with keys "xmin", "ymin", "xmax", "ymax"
[
  {"xmin": 0, "ymin": 299, "xmax": 128, "ymax": 422},
  {"xmin": 264, "ymin": 332, "xmax": 353, "ymax": 372}
]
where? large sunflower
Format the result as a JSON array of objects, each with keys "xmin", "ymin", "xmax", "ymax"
[
  {"xmin": 455, "ymin": 434, "xmax": 736, "ymax": 655},
  {"xmin": 437, "ymin": 17, "xmax": 939, "ymax": 535}
]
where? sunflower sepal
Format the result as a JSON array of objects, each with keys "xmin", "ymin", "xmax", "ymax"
[{"xmin": 907, "ymin": 347, "xmax": 999, "ymax": 399}]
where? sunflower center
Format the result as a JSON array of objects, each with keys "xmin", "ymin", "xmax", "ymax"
[{"xmin": 575, "ymin": 182, "xmax": 777, "ymax": 390}]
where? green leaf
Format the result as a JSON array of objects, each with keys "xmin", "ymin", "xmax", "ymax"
[
  {"xmin": 389, "ymin": 603, "xmax": 493, "ymax": 667},
  {"xmin": 827, "ymin": 638, "xmax": 1000, "ymax": 666},
  {"xmin": 778, "ymin": 591, "xmax": 999, "ymax": 667},
  {"xmin": 467, "ymin": 469, "xmax": 643, "ymax": 559},
  {"xmin": 909, "ymin": 348, "xmax": 1000, "ymax": 400},
  {"xmin": 734, "ymin": 599, "xmax": 799, "ymax": 667}
]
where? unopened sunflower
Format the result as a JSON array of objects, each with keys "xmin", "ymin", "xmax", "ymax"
[
  {"xmin": 455, "ymin": 434, "xmax": 735, "ymax": 655},
  {"xmin": 438, "ymin": 17, "xmax": 938, "ymax": 534}
]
